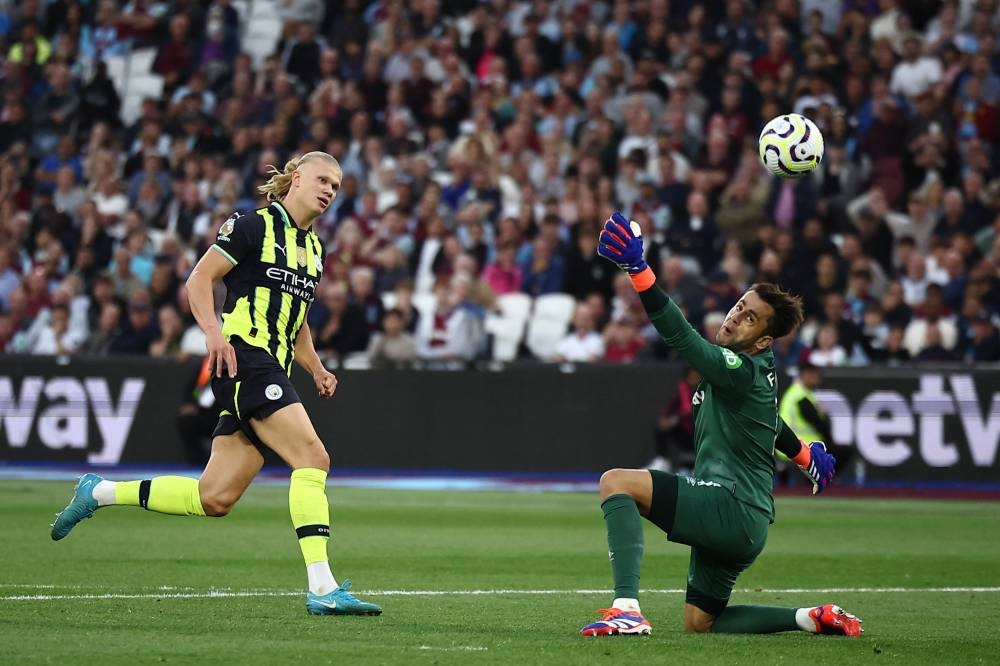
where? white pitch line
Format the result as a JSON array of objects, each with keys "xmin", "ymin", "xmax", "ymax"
[{"xmin": 2, "ymin": 586, "xmax": 999, "ymax": 602}]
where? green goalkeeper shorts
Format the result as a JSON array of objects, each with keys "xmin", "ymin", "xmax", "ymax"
[{"xmin": 650, "ymin": 471, "xmax": 770, "ymax": 615}]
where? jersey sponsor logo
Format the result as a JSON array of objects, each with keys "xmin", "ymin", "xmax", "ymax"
[
  {"xmin": 265, "ymin": 384, "xmax": 283, "ymax": 401},
  {"xmin": 722, "ymin": 349, "xmax": 742, "ymax": 369},
  {"xmin": 692, "ymin": 390, "xmax": 705, "ymax": 406},
  {"xmin": 767, "ymin": 372, "xmax": 776, "ymax": 387},
  {"xmin": 216, "ymin": 213, "xmax": 240, "ymax": 241},
  {"xmin": 264, "ymin": 267, "xmax": 319, "ymax": 300}
]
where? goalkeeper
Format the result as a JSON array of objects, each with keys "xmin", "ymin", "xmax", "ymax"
[{"xmin": 580, "ymin": 213, "xmax": 862, "ymax": 638}]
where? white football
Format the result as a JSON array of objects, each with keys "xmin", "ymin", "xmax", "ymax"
[{"xmin": 758, "ymin": 113, "xmax": 824, "ymax": 179}]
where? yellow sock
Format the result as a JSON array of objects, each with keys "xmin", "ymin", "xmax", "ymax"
[
  {"xmin": 113, "ymin": 477, "xmax": 206, "ymax": 516},
  {"xmin": 289, "ymin": 468, "xmax": 331, "ymax": 565}
]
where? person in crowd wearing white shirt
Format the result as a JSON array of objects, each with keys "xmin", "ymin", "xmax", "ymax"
[
  {"xmin": 554, "ymin": 301, "xmax": 605, "ymax": 363},
  {"xmin": 890, "ymin": 32, "xmax": 942, "ymax": 99},
  {"xmin": 31, "ymin": 303, "xmax": 83, "ymax": 355}
]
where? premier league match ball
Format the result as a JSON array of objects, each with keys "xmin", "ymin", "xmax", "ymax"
[{"xmin": 757, "ymin": 113, "xmax": 824, "ymax": 179}]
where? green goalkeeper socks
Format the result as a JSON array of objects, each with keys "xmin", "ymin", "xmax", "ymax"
[
  {"xmin": 602, "ymin": 494, "xmax": 644, "ymax": 601},
  {"xmin": 710, "ymin": 605, "xmax": 799, "ymax": 633}
]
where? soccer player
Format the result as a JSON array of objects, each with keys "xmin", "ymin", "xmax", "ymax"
[
  {"xmin": 51, "ymin": 152, "xmax": 383, "ymax": 616},
  {"xmin": 580, "ymin": 212, "xmax": 861, "ymax": 637}
]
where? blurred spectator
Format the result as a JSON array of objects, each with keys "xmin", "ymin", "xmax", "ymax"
[
  {"xmin": 148, "ymin": 303, "xmax": 185, "ymax": 358},
  {"xmin": 808, "ymin": 324, "xmax": 848, "ymax": 367},
  {"xmin": 521, "ymin": 236, "xmax": 566, "ymax": 296},
  {"xmin": 915, "ymin": 323, "xmax": 959, "ymax": 362},
  {"xmin": 415, "ymin": 281, "xmax": 480, "ymax": 363},
  {"xmin": 367, "ymin": 308, "xmax": 418, "ymax": 369},
  {"xmin": 313, "ymin": 281, "xmax": 369, "ymax": 361},
  {"xmin": 553, "ymin": 302, "xmax": 604, "ymax": 363},
  {"xmin": 108, "ymin": 290, "xmax": 159, "ymax": 354},
  {"xmin": 30, "ymin": 302, "xmax": 83, "ymax": 354},
  {"xmin": 647, "ymin": 366, "xmax": 700, "ymax": 474},
  {"xmin": 482, "ymin": 242, "xmax": 523, "ymax": 296},
  {"xmin": 903, "ymin": 283, "xmax": 958, "ymax": 358},
  {"xmin": 602, "ymin": 317, "xmax": 645, "ymax": 363},
  {"xmin": 0, "ymin": 0, "xmax": 995, "ymax": 372}
]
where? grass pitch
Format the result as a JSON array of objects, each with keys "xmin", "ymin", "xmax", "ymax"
[{"xmin": 1, "ymin": 481, "xmax": 998, "ymax": 664}]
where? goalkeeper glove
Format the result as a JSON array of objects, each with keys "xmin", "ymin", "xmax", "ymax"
[
  {"xmin": 792, "ymin": 440, "xmax": 836, "ymax": 495},
  {"xmin": 597, "ymin": 212, "xmax": 648, "ymax": 274}
]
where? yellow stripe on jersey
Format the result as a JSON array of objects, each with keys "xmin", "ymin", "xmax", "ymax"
[
  {"xmin": 252, "ymin": 286, "xmax": 272, "ymax": 349},
  {"xmin": 259, "ymin": 208, "xmax": 276, "ymax": 264},
  {"xmin": 284, "ymin": 226, "xmax": 298, "ymax": 270},
  {"xmin": 221, "ymin": 295, "xmax": 252, "ymax": 341},
  {"xmin": 275, "ymin": 291, "xmax": 294, "ymax": 370}
]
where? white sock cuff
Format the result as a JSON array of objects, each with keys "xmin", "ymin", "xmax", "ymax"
[
  {"xmin": 612, "ymin": 597, "xmax": 641, "ymax": 613},
  {"xmin": 795, "ymin": 607, "xmax": 817, "ymax": 632}
]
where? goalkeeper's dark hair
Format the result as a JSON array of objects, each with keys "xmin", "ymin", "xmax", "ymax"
[{"xmin": 748, "ymin": 283, "xmax": 804, "ymax": 340}]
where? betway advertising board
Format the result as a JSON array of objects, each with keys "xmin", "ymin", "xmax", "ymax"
[{"xmin": 0, "ymin": 357, "xmax": 998, "ymax": 482}]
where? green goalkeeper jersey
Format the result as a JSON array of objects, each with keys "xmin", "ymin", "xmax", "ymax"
[{"xmin": 646, "ymin": 294, "xmax": 779, "ymax": 520}]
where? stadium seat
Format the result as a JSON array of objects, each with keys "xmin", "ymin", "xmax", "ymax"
[
  {"xmin": 531, "ymin": 293, "xmax": 576, "ymax": 324},
  {"xmin": 495, "ymin": 293, "xmax": 532, "ymax": 323},
  {"xmin": 484, "ymin": 313, "xmax": 526, "ymax": 362},
  {"xmin": 103, "ymin": 55, "xmax": 128, "ymax": 94},
  {"xmin": 525, "ymin": 318, "xmax": 570, "ymax": 361},
  {"xmin": 121, "ymin": 74, "xmax": 164, "ymax": 124},
  {"xmin": 249, "ymin": 0, "xmax": 280, "ymax": 20},
  {"xmin": 230, "ymin": 0, "xmax": 250, "ymax": 21},
  {"xmin": 128, "ymin": 48, "xmax": 157, "ymax": 77},
  {"xmin": 245, "ymin": 17, "xmax": 282, "ymax": 67}
]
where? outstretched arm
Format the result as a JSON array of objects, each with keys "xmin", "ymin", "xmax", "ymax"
[{"xmin": 597, "ymin": 212, "xmax": 754, "ymax": 393}]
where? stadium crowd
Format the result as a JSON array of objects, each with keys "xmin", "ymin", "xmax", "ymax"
[{"xmin": 0, "ymin": 0, "xmax": 999, "ymax": 369}]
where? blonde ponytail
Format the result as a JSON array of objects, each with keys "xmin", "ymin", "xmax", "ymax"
[{"xmin": 257, "ymin": 151, "xmax": 341, "ymax": 202}]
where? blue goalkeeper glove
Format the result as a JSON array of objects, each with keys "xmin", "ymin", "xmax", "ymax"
[
  {"xmin": 597, "ymin": 212, "xmax": 648, "ymax": 275},
  {"xmin": 797, "ymin": 441, "xmax": 836, "ymax": 495}
]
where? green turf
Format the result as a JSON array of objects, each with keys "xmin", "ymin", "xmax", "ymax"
[{"xmin": 1, "ymin": 481, "xmax": 998, "ymax": 665}]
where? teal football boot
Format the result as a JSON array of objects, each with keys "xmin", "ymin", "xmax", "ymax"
[
  {"xmin": 50, "ymin": 473, "xmax": 103, "ymax": 541},
  {"xmin": 306, "ymin": 580, "xmax": 382, "ymax": 616}
]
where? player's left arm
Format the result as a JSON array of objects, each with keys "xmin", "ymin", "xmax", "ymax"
[
  {"xmin": 774, "ymin": 417, "xmax": 836, "ymax": 494},
  {"xmin": 295, "ymin": 320, "xmax": 338, "ymax": 399},
  {"xmin": 596, "ymin": 212, "xmax": 755, "ymax": 392}
]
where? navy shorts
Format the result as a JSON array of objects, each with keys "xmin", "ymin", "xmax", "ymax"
[{"xmin": 211, "ymin": 339, "xmax": 301, "ymax": 452}]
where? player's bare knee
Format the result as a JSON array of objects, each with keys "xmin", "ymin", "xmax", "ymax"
[
  {"xmin": 307, "ymin": 440, "xmax": 330, "ymax": 471},
  {"xmin": 200, "ymin": 493, "xmax": 234, "ymax": 517},
  {"xmin": 599, "ymin": 468, "xmax": 630, "ymax": 499},
  {"xmin": 683, "ymin": 616, "xmax": 714, "ymax": 633}
]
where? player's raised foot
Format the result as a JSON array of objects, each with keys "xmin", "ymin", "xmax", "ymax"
[
  {"xmin": 50, "ymin": 473, "xmax": 102, "ymax": 541},
  {"xmin": 808, "ymin": 604, "xmax": 863, "ymax": 637},
  {"xmin": 580, "ymin": 608, "xmax": 652, "ymax": 636},
  {"xmin": 306, "ymin": 580, "xmax": 382, "ymax": 616}
]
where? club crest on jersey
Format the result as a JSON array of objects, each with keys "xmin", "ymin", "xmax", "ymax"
[
  {"xmin": 296, "ymin": 246, "xmax": 307, "ymax": 268},
  {"xmin": 722, "ymin": 349, "xmax": 742, "ymax": 369},
  {"xmin": 217, "ymin": 213, "xmax": 239, "ymax": 241}
]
